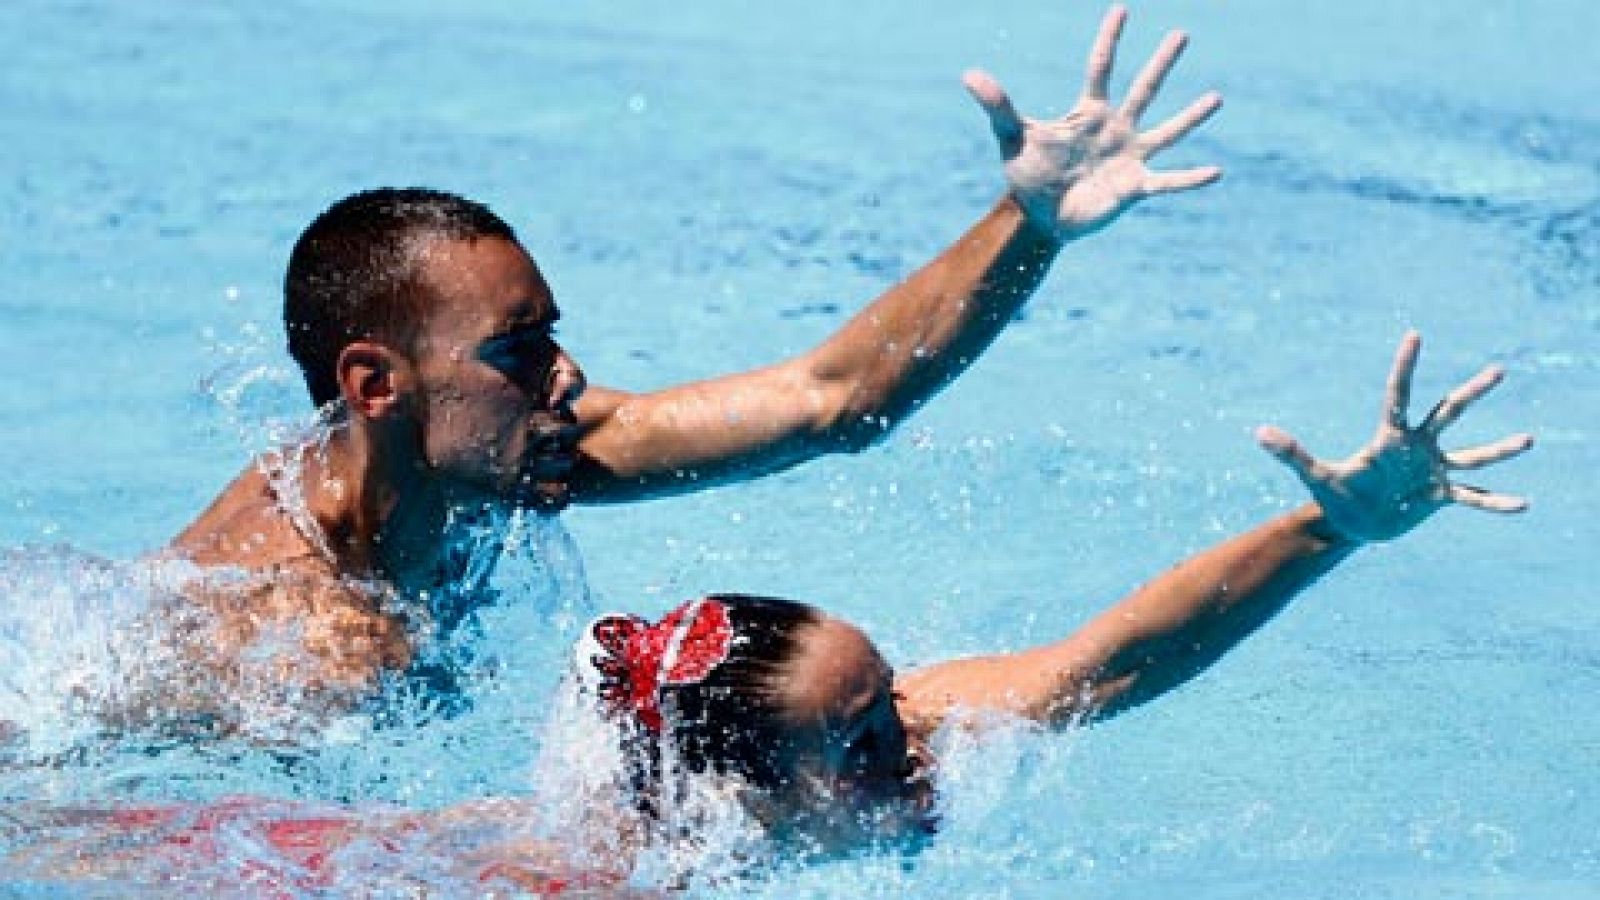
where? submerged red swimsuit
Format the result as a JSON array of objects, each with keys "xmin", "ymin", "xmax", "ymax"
[
  {"xmin": 101, "ymin": 798, "xmax": 388, "ymax": 894},
  {"xmin": 96, "ymin": 797, "xmax": 620, "ymax": 897}
]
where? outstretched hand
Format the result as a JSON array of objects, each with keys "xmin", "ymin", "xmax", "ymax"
[
  {"xmin": 1257, "ymin": 332, "xmax": 1533, "ymax": 544},
  {"xmin": 964, "ymin": 5, "xmax": 1222, "ymax": 242}
]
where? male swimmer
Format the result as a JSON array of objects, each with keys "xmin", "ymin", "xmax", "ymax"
[{"xmin": 157, "ymin": 7, "xmax": 1227, "ymax": 725}]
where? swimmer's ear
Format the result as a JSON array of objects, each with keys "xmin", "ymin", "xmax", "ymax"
[{"xmin": 336, "ymin": 341, "xmax": 414, "ymax": 419}]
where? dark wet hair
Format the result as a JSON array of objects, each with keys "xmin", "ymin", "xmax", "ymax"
[
  {"xmin": 588, "ymin": 594, "xmax": 822, "ymax": 815},
  {"xmin": 283, "ymin": 187, "xmax": 518, "ymax": 407},
  {"xmin": 658, "ymin": 594, "xmax": 822, "ymax": 791}
]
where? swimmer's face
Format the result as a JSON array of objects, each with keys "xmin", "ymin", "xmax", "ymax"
[
  {"xmin": 763, "ymin": 617, "xmax": 936, "ymax": 850},
  {"xmin": 406, "ymin": 236, "xmax": 586, "ymax": 511}
]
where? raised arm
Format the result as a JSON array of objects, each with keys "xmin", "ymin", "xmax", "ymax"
[
  {"xmin": 896, "ymin": 333, "xmax": 1532, "ymax": 730},
  {"xmin": 568, "ymin": 7, "xmax": 1222, "ymax": 503}
]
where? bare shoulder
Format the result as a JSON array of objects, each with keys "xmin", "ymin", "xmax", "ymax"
[
  {"xmin": 171, "ymin": 561, "xmax": 413, "ymax": 712},
  {"xmin": 88, "ymin": 563, "xmax": 410, "ymax": 737},
  {"xmin": 894, "ymin": 653, "xmax": 1059, "ymax": 736},
  {"xmin": 168, "ymin": 461, "xmax": 312, "ymax": 570},
  {"xmin": 154, "ymin": 459, "xmax": 414, "ymax": 720},
  {"xmin": 894, "ymin": 664, "xmax": 971, "ymax": 739}
]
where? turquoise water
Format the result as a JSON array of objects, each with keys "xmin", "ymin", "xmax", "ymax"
[{"xmin": 1, "ymin": 0, "xmax": 1596, "ymax": 894}]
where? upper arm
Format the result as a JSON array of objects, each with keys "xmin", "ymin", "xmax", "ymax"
[
  {"xmin": 567, "ymin": 354, "xmax": 866, "ymax": 504},
  {"xmin": 894, "ymin": 638, "xmax": 1115, "ymax": 732}
]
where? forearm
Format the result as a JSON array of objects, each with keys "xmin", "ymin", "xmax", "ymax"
[
  {"xmin": 897, "ymin": 504, "xmax": 1355, "ymax": 729},
  {"xmin": 1060, "ymin": 503, "xmax": 1355, "ymax": 717},
  {"xmin": 808, "ymin": 195, "xmax": 1059, "ymax": 440},
  {"xmin": 569, "ymin": 197, "xmax": 1061, "ymax": 502}
]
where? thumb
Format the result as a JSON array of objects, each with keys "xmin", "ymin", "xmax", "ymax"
[
  {"xmin": 963, "ymin": 69, "xmax": 1024, "ymax": 158},
  {"xmin": 1256, "ymin": 425, "xmax": 1323, "ymax": 485}
]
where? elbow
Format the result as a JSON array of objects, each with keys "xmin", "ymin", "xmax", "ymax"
[
  {"xmin": 796, "ymin": 338, "xmax": 932, "ymax": 454},
  {"xmin": 795, "ymin": 346, "xmax": 920, "ymax": 455},
  {"xmin": 818, "ymin": 408, "xmax": 897, "ymax": 454},
  {"xmin": 811, "ymin": 381, "xmax": 902, "ymax": 455}
]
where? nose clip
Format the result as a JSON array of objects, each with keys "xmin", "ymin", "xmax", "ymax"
[
  {"xmin": 541, "ymin": 361, "xmax": 565, "ymax": 401},
  {"xmin": 902, "ymin": 736, "xmax": 935, "ymax": 782},
  {"xmin": 896, "ymin": 752, "xmax": 917, "ymax": 780},
  {"xmin": 543, "ymin": 360, "xmax": 585, "ymax": 414}
]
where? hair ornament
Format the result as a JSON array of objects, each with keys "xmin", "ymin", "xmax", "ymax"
[{"xmin": 575, "ymin": 597, "xmax": 734, "ymax": 732}]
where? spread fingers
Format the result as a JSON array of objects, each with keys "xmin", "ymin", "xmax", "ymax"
[
  {"xmin": 1083, "ymin": 5, "xmax": 1128, "ymax": 102},
  {"xmin": 963, "ymin": 70, "xmax": 1026, "ymax": 158},
  {"xmin": 1139, "ymin": 91, "xmax": 1221, "ymax": 157},
  {"xmin": 1256, "ymin": 425, "xmax": 1327, "ymax": 484},
  {"xmin": 1120, "ymin": 30, "xmax": 1188, "ymax": 122},
  {"xmin": 1382, "ymin": 330, "xmax": 1421, "ymax": 430},
  {"xmin": 1420, "ymin": 364, "xmax": 1505, "ymax": 437},
  {"xmin": 1448, "ymin": 483, "xmax": 1529, "ymax": 513},
  {"xmin": 1445, "ymin": 433, "xmax": 1534, "ymax": 470}
]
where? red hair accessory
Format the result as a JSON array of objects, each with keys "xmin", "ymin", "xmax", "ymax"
[{"xmin": 578, "ymin": 598, "xmax": 734, "ymax": 733}]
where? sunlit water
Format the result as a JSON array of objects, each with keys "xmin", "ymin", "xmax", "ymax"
[{"xmin": 1, "ymin": 0, "xmax": 1596, "ymax": 895}]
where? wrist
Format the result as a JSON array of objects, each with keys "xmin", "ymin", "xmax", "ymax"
[
  {"xmin": 999, "ymin": 192, "xmax": 1068, "ymax": 250},
  {"xmin": 1289, "ymin": 502, "xmax": 1361, "ymax": 552}
]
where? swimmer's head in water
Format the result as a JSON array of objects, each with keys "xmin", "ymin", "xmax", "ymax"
[{"xmin": 574, "ymin": 595, "xmax": 936, "ymax": 850}]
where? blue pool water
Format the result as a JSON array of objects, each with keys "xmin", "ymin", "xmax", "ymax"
[{"xmin": 1, "ymin": 0, "xmax": 1596, "ymax": 894}]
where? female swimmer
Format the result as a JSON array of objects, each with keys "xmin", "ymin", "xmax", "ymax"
[{"xmin": 564, "ymin": 332, "xmax": 1531, "ymax": 852}]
